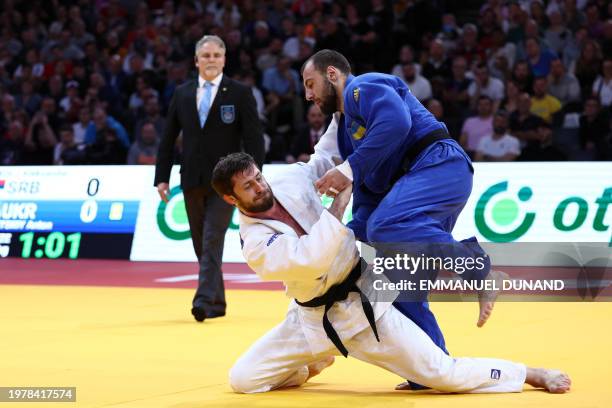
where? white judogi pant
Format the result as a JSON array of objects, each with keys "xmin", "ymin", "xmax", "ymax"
[{"xmin": 229, "ymin": 305, "xmax": 526, "ymax": 394}]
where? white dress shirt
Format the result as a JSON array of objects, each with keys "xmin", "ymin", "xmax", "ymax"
[{"xmin": 197, "ymin": 73, "xmax": 223, "ymax": 111}]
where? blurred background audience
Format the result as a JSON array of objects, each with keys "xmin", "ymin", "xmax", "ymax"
[{"xmin": 1, "ymin": 0, "xmax": 611, "ymax": 165}]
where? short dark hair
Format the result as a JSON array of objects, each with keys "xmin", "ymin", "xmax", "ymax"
[
  {"xmin": 211, "ymin": 152, "xmax": 257, "ymax": 196},
  {"xmin": 301, "ymin": 49, "xmax": 351, "ymax": 76}
]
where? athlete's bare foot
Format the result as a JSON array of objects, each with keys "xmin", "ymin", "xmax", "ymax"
[
  {"xmin": 477, "ymin": 269, "xmax": 508, "ymax": 327},
  {"xmin": 526, "ymin": 367, "xmax": 571, "ymax": 393},
  {"xmin": 306, "ymin": 356, "xmax": 335, "ymax": 381}
]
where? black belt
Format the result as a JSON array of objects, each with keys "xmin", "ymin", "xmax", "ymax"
[
  {"xmin": 295, "ymin": 258, "xmax": 379, "ymax": 357},
  {"xmin": 391, "ymin": 128, "xmax": 452, "ymax": 185}
]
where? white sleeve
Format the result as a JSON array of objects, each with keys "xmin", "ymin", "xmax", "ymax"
[
  {"xmin": 508, "ymin": 136, "xmax": 521, "ymax": 155},
  {"xmin": 336, "ymin": 160, "xmax": 353, "ymax": 181},
  {"xmin": 303, "ymin": 116, "xmax": 341, "ymax": 181},
  {"xmin": 242, "ymin": 210, "xmax": 354, "ymax": 282}
]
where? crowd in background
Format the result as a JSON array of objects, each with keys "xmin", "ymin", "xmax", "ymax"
[{"xmin": 1, "ymin": 0, "xmax": 611, "ymax": 166}]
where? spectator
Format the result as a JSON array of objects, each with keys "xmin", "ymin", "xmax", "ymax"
[
  {"xmin": 346, "ymin": 4, "xmax": 377, "ymax": 73},
  {"xmin": 59, "ymin": 80, "xmax": 82, "ymax": 120},
  {"xmin": 529, "ymin": 1, "xmax": 549, "ymax": 30},
  {"xmin": 500, "ymin": 79, "xmax": 521, "ymax": 115},
  {"xmin": 286, "ymin": 104, "xmax": 327, "ymax": 163},
  {"xmin": 455, "ymin": 23, "xmax": 485, "ymax": 66},
  {"xmin": 579, "ymin": 97, "xmax": 611, "ymax": 160},
  {"xmin": 72, "ymin": 107, "xmax": 90, "ymax": 145},
  {"xmin": 475, "ymin": 111, "xmax": 521, "ymax": 162},
  {"xmin": 437, "ymin": 13, "xmax": 462, "ymax": 51},
  {"xmin": 487, "ymin": 29, "xmax": 516, "ymax": 80},
  {"xmin": 544, "ymin": 8, "xmax": 572, "ymax": 55},
  {"xmin": 133, "ymin": 97, "xmax": 166, "ymax": 143},
  {"xmin": 391, "ymin": 45, "xmax": 420, "ymax": 78},
  {"xmin": 15, "ymin": 81, "xmax": 43, "ymax": 116},
  {"xmin": 23, "ymin": 111, "xmax": 58, "ymax": 164},
  {"xmin": 262, "ymin": 56, "xmax": 303, "ymax": 132},
  {"xmin": 592, "ymin": 58, "xmax": 612, "ymax": 108},
  {"xmin": 525, "ymin": 38, "xmax": 557, "ymax": 78},
  {"xmin": 54, "ymin": 125, "xmax": 83, "ymax": 165},
  {"xmin": 509, "ymin": 92, "xmax": 544, "ymax": 145},
  {"xmin": 512, "ymin": 60, "xmax": 533, "ymax": 93},
  {"xmin": 530, "ymin": 77, "xmax": 562, "ymax": 123},
  {"xmin": 574, "ymin": 39, "xmax": 603, "ymax": 100},
  {"xmin": 548, "ymin": 58, "xmax": 581, "ymax": 106},
  {"xmin": 563, "ymin": 26, "xmax": 588, "ymax": 73},
  {"xmin": 0, "ymin": 94, "xmax": 18, "ymax": 134},
  {"xmin": 239, "ymin": 71, "xmax": 266, "ymax": 122},
  {"xmin": 105, "ymin": 54, "xmax": 128, "ymax": 102},
  {"xmin": 468, "ymin": 63, "xmax": 505, "ymax": 111},
  {"xmin": 401, "ymin": 63, "xmax": 432, "ymax": 102},
  {"xmin": 127, "ymin": 122, "xmax": 159, "ymax": 165},
  {"xmin": 86, "ymin": 127, "xmax": 127, "ymax": 164},
  {"xmin": 460, "ymin": 96, "xmax": 495, "ymax": 158},
  {"xmin": 0, "ymin": 120, "xmax": 26, "ymax": 165},
  {"xmin": 84, "ymin": 107, "xmax": 130, "ymax": 148},
  {"xmin": 316, "ymin": 16, "xmax": 350, "ymax": 56},
  {"xmin": 585, "ymin": 2, "xmax": 604, "ymax": 39},
  {"xmin": 443, "ymin": 56, "xmax": 472, "ymax": 138},
  {"xmin": 422, "ymin": 39, "xmax": 451, "ymax": 80},
  {"xmin": 518, "ymin": 121, "xmax": 567, "ymax": 161}
]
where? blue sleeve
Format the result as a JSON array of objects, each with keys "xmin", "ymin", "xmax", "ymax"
[
  {"xmin": 344, "ymin": 80, "xmax": 412, "ymax": 188},
  {"xmin": 262, "ymin": 69, "xmax": 273, "ymax": 93},
  {"xmin": 109, "ymin": 118, "xmax": 131, "ymax": 148},
  {"xmin": 84, "ymin": 123, "xmax": 96, "ymax": 145}
]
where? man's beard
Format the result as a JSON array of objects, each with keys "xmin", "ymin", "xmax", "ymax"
[
  {"xmin": 319, "ymin": 78, "xmax": 338, "ymax": 115},
  {"xmin": 239, "ymin": 189, "xmax": 274, "ymax": 213}
]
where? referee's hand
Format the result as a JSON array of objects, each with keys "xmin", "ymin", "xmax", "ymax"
[{"xmin": 157, "ymin": 182, "xmax": 170, "ymax": 203}]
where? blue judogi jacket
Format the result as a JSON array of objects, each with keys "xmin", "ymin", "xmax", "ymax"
[{"xmin": 339, "ymin": 73, "xmax": 447, "ymax": 194}]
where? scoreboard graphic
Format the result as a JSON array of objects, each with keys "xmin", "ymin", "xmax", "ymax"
[{"xmin": 0, "ymin": 166, "xmax": 149, "ymax": 260}]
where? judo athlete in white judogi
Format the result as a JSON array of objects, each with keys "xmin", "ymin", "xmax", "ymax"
[{"xmin": 210, "ymin": 122, "xmax": 571, "ymax": 395}]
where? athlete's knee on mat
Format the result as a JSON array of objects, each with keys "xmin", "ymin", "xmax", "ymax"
[
  {"xmin": 229, "ymin": 371, "xmax": 264, "ymax": 393},
  {"xmin": 229, "ymin": 361, "xmax": 268, "ymax": 393}
]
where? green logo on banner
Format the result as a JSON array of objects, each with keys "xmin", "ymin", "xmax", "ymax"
[
  {"xmin": 475, "ymin": 183, "xmax": 612, "ymax": 244},
  {"xmin": 475, "ymin": 181, "xmax": 535, "ymax": 242},
  {"xmin": 157, "ymin": 186, "xmax": 191, "ymax": 240}
]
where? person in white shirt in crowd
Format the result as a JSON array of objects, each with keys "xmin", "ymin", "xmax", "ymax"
[
  {"xmin": 391, "ymin": 45, "xmax": 421, "ymax": 78},
  {"xmin": 400, "ymin": 62, "xmax": 432, "ymax": 102},
  {"xmin": 72, "ymin": 107, "xmax": 90, "ymax": 145},
  {"xmin": 592, "ymin": 58, "xmax": 612, "ymax": 107},
  {"xmin": 474, "ymin": 111, "xmax": 521, "ymax": 162},
  {"xmin": 468, "ymin": 63, "xmax": 505, "ymax": 112}
]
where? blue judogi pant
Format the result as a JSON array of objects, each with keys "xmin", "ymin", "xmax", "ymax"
[{"xmin": 350, "ymin": 140, "xmax": 490, "ymax": 388}]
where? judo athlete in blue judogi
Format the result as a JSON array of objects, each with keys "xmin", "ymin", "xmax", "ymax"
[{"xmin": 302, "ymin": 50, "xmax": 502, "ymax": 389}]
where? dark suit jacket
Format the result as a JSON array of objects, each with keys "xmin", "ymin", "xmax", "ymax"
[{"xmin": 155, "ymin": 75, "xmax": 265, "ymax": 190}]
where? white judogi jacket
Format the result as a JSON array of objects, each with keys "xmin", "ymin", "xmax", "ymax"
[{"xmin": 239, "ymin": 118, "xmax": 395, "ymax": 355}]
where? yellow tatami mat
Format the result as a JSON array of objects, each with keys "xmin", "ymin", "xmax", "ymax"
[{"xmin": 0, "ymin": 285, "xmax": 610, "ymax": 407}]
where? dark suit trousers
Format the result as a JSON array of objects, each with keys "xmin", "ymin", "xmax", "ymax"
[{"xmin": 183, "ymin": 185, "xmax": 234, "ymax": 315}]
